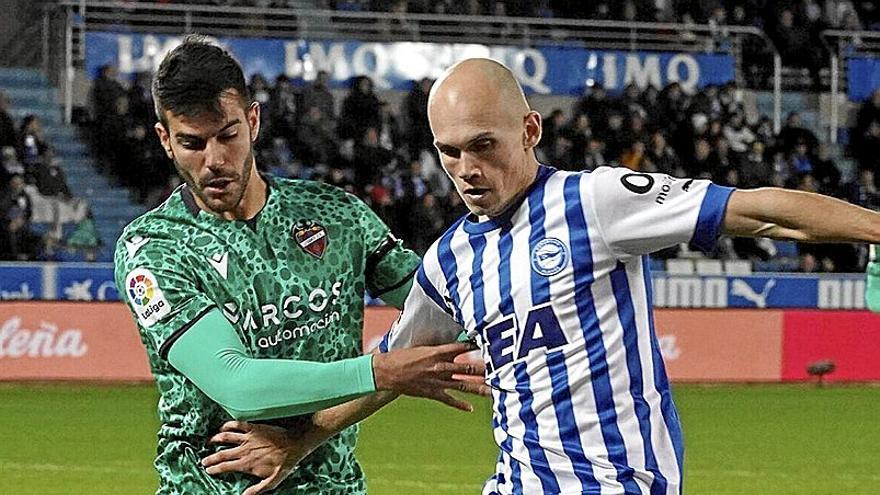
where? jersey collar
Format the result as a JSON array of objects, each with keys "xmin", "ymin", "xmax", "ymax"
[
  {"xmin": 180, "ymin": 174, "xmax": 275, "ymax": 227},
  {"xmin": 462, "ymin": 164, "xmax": 555, "ymax": 235}
]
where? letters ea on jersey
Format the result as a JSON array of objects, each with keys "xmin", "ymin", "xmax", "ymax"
[{"xmin": 125, "ymin": 267, "xmax": 171, "ymax": 327}]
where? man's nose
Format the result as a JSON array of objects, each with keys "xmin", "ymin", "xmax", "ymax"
[
  {"xmin": 204, "ymin": 140, "xmax": 226, "ymax": 171},
  {"xmin": 457, "ymin": 154, "xmax": 482, "ymax": 181}
]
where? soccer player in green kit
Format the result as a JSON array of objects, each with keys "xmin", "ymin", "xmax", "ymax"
[{"xmin": 114, "ymin": 37, "xmax": 485, "ymax": 495}]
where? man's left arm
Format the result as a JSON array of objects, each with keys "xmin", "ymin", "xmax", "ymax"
[
  {"xmin": 351, "ymin": 191, "xmax": 421, "ymax": 308},
  {"xmin": 722, "ymin": 188, "xmax": 880, "ymax": 243}
]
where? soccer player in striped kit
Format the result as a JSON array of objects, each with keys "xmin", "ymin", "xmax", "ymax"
[
  {"xmin": 377, "ymin": 58, "xmax": 880, "ymax": 495},
  {"xmin": 214, "ymin": 58, "xmax": 880, "ymax": 494}
]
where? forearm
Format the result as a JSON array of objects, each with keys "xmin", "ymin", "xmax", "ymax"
[
  {"xmin": 168, "ymin": 309, "xmax": 377, "ymax": 421},
  {"xmin": 724, "ymin": 188, "xmax": 880, "ymax": 243},
  {"xmin": 300, "ymin": 391, "xmax": 399, "ymax": 448}
]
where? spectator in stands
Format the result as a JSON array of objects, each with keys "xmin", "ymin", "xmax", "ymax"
[
  {"xmin": 18, "ymin": 115, "xmax": 50, "ymax": 171},
  {"xmin": 772, "ymin": 9, "xmax": 822, "ymax": 88},
  {"xmin": 0, "ymin": 92, "xmax": 16, "ymax": 151},
  {"xmin": 409, "ymin": 192, "xmax": 445, "ymax": 255},
  {"xmin": 403, "ymin": 78, "xmax": 434, "ymax": 158},
  {"xmin": 812, "ymin": 143, "xmax": 842, "ymax": 195},
  {"xmin": 846, "ymin": 169, "xmax": 880, "ymax": 210},
  {"xmin": 33, "ymin": 155, "xmax": 72, "ymax": 199},
  {"xmin": 777, "ymin": 112, "xmax": 818, "ymax": 155},
  {"xmin": 339, "ymin": 75, "xmax": 382, "ymax": 141},
  {"xmin": 269, "ymin": 74, "xmax": 299, "ymax": 149},
  {"xmin": 739, "ymin": 141, "xmax": 774, "ymax": 188},
  {"xmin": 658, "ymin": 82, "xmax": 689, "ymax": 135},
  {"xmin": 639, "ymin": 84, "xmax": 662, "ymax": 123},
  {"xmin": 618, "ymin": 83, "xmax": 645, "ymax": 116},
  {"xmin": 723, "ymin": 111, "xmax": 756, "ymax": 157},
  {"xmin": 296, "ymin": 105, "xmax": 337, "ymax": 167},
  {"xmin": 65, "ymin": 208, "xmax": 100, "ymax": 262},
  {"xmin": 303, "ymin": 70, "xmax": 336, "ymax": 122},
  {"xmin": 1, "ymin": 146, "xmax": 23, "ymax": 184},
  {"xmin": 377, "ymin": 101, "xmax": 403, "ymax": 151},
  {"xmin": 353, "ymin": 126, "xmax": 398, "ymax": 188},
  {"xmin": 90, "ymin": 64, "xmax": 126, "ymax": 121},
  {"xmin": 600, "ymin": 111, "xmax": 626, "ymax": 161},
  {"xmin": 0, "ymin": 174, "xmax": 36, "ymax": 260},
  {"xmin": 249, "ymin": 74, "xmax": 273, "ymax": 147},
  {"xmin": 560, "ymin": 113, "xmax": 593, "ymax": 169},
  {"xmin": 128, "ymin": 72, "xmax": 155, "ymax": 127},
  {"xmin": 645, "ymin": 131, "xmax": 681, "ymax": 176},
  {"xmin": 788, "ymin": 139, "xmax": 814, "ymax": 177},
  {"xmin": 583, "ymin": 137, "xmax": 607, "ymax": 170},
  {"xmin": 689, "ymin": 137, "xmax": 714, "ymax": 178},
  {"xmin": 539, "ymin": 108, "xmax": 566, "ymax": 156},
  {"xmin": 619, "ymin": 140, "xmax": 648, "ymax": 171},
  {"xmin": 572, "ymin": 83, "xmax": 610, "ymax": 133},
  {"xmin": 853, "ymin": 89, "xmax": 880, "ymax": 169}
]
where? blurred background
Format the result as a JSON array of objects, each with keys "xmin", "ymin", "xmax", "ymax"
[{"xmin": 1, "ymin": 1, "xmax": 879, "ymax": 494}]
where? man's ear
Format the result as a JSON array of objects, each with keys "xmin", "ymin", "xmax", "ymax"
[
  {"xmin": 155, "ymin": 122, "xmax": 174, "ymax": 160},
  {"xmin": 523, "ymin": 111, "xmax": 542, "ymax": 150},
  {"xmin": 247, "ymin": 101, "xmax": 261, "ymax": 142}
]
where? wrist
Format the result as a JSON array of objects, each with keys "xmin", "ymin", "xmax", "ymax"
[{"xmin": 370, "ymin": 352, "xmax": 391, "ymax": 392}]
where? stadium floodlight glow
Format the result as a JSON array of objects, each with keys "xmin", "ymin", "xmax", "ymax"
[{"xmin": 806, "ymin": 359, "xmax": 836, "ymax": 387}]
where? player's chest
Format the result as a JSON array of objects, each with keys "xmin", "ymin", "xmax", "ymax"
[{"xmin": 186, "ymin": 221, "xmax": 365, "ymax": 338}]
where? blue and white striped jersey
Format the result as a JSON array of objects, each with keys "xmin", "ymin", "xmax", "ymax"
[{"xmin": 381, "ymin": 165, "xmax": 734, "ymax": 495}]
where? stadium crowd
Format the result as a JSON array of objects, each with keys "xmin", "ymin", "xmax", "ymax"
[
  {"xmin": 0, "ymin": 93, "xmax": 97, "ymax": 261},
  {"xmin": 68, "ymin": 61, "xmax": 879, "ymax": 271},
  {"xmin": 4, "ymin": 0, "xmax": 880, "ymax": 266}
]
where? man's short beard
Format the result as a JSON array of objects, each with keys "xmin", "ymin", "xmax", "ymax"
[{"xmin": 174, "ymin": 146, "xmax": 254, "ymax": 214}]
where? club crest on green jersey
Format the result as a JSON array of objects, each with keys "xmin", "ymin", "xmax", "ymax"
[{"xmin": 292, "ymin": 220, "xmax": 328, "ymax": 259}]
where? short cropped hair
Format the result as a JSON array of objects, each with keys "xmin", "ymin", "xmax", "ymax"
[{"xmin": 151, "ymin": 35, "xmax": 251, "ymax": 127}]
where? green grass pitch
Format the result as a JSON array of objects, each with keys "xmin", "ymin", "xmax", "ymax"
[{"xmin": 0, "ymin": 383, "xmax": 877, "ymax": 494}]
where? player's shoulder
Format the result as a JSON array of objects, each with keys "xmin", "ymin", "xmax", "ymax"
[
  {"xmin": 271, "ymin": 177, "xmax": 355, "ymax": 205},
  {"xmin": 114, "ymin": 188, "xmax": 194, "ymax": 269}
]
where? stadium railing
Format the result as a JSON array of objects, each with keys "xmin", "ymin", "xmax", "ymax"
[
  {"xmin": 51, "ymin": 0, "xmax": 783, "ymax": 129},
  {"xmin": 820, "ymin": 29, "xmax": 880, "ymax": 143}
]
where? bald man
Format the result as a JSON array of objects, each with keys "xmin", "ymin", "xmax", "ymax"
[{"xmin": 211, "ymin": 59, "xmax": 880, "ymax": 494}]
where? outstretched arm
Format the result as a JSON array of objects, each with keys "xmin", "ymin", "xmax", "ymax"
[
  {"xmin": 723, "ymin": 188, "xmax": 880, "ymax": 243},
  {"xmin": 170, "ymin": 308, "xmax": 483, "ymax": 421}
]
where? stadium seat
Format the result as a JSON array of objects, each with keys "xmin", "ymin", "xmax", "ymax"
[
  {"xmin": 695, "ymin": 259, "xmax": 723, "ymax": 275},
  {"xmin": 666, "ymin": 259, "xmax": 695, "ymax": 275},
  {"xmin": 723, "ymin": 259, "xmax": 753, "ymax": 275}
]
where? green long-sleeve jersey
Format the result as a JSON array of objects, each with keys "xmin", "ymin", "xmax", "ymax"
[{"xmin": 114, "ymin": 177, "xmax": 419, "ymax": 495}]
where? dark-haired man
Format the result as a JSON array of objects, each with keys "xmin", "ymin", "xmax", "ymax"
[{"xmin": 114, "ymin": 36, "xmax": 485, "ymax": 495}]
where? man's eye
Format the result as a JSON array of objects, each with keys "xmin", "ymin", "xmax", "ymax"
[
  {"xmin": 472, "ymin": 140, "xmax": 492, "ymax": 151},
  {"xmin": 219, "ymin": 132, "xmax": 237, "ymax": 141}
]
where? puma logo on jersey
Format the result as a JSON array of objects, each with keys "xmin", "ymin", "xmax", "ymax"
[{"xmin": 208, "ymin": 252, "xmax": 228, "ymax": 280}]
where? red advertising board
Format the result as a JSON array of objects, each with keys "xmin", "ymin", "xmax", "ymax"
[
  {"xmin": 781, "ymin": 310, "xmax": 880, "ymax": 381},
  {"xmin": 654, "ymin": 309, "xmax": 784, "ymax": 382},
  {"xmin": 0, "ymin": 302, "xmax": 151, "ymax": 381}
]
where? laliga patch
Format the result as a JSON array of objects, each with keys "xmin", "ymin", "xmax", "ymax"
[
  {"xmin": 292, "ymin": 220, "xmax": 328, "ymax": 259},
  {"xmin": 125, "ymin": 267, "xmax": 171, "ymax": 327},
  {"xmin": 531, "ymin": 238, "xmax": 568, "ymax": 277}
]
